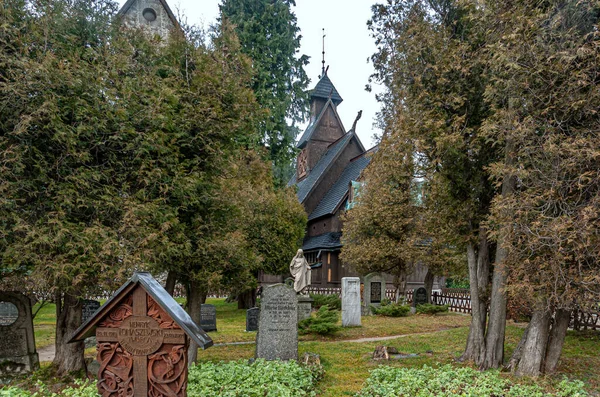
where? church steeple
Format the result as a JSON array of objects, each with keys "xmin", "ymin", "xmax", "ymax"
[{"xmin": 117, "ymin": 0, "xmax": 180, "ymax": 41}]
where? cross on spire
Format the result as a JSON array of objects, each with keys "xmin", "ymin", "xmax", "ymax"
[{"xmin": 322, "ymin": 28, "xmax": 326, "ymax": 77}]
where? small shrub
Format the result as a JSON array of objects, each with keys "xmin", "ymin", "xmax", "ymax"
[
  {"xmin": 299, "ymin": 305, "xmax": 341, "ymax": 335},
  {"xmin": 309, "ymin": 293, "xmax": 341, "ymax": 310},
  {"xmin": 416, "ymin": 303, "xmax": 449, "ymax": 315},
  {"xmin": 371, "ymin": 300, "xmax": 410, "ymax": 317}
]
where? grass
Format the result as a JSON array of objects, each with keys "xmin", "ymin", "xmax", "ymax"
[
  {"xmin": 32, "ymin": 302, "xmax": 57, "ymax": 349},
  {"xmin": 27, "ymin": 297, "xmax": 600, "ymax": 396}
]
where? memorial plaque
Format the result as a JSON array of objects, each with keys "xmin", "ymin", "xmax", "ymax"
[
  {"xmin": 342, "ymin": 277, "xmax": 361, "ymax": 327},
  {"xmin": 413, "ymin": 287, "xmax": 429, "ymax": 306},
  {"xmin": 370, "ymin": 282, "xmax": 382, "ymax": 303},
  {"xmin": 69, "ymin": 272, "xmax": 213, "ymax": 397},
  {"xmin": 256, "ymin": 284, "xmax": 298, "ymax": 361},
  {"xmin": 0, "ymin": 292, "xmax": 39, "ymax": 376},
  {"xmin": 82, "ymin": 299, "xmax": 100, "ymax": 324},
  {"xmin": 246, "ymin": 307, "xmax": 259, "ymax": 332},
  {"xmin": 200, "ymin": 304, "xmax": 217, "ymax": 332}
]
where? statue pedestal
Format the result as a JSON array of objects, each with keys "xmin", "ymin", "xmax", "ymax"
[{"xmin": 297, "ymin": 295, "xmax": 313, "ymax": 322}]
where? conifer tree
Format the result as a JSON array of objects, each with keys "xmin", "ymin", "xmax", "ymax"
[{"xmin": 219, "ymin": 0, "xmax": 310, "ymax": 185}]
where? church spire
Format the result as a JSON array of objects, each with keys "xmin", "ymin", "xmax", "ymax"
[{"xmin": 321, "ymin": 28, "xmax": 326, "ymax": 77}]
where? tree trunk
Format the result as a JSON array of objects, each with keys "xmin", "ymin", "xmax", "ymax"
[
  {"xmin": 423, "ymin": 269, "xmax": 434, "ymax": 302},
  {"xmin": 515, "ymin": 306, "xmax": 551, "ymax": 376},
  {"xmin": 482, "ymin": 141, "xmax": 516, "ymax": 370},
  {"xmin": 460, "ymin": 229, "xmax": 489, "ymax": 365},
  {"xmin": 237, "ymin": 289, "xmax": 257, "ymax": 309},
  {"xmin": 187, "ymin": 280, "xmax": 206, "ymax": 366},
  {"xmin": 53, "ymin": 291, "xmax": 85, "ymax": 375},
  {"xmin": 393, "ymin": 271, "xmax": 407, "ymax": 303},
  {"xmin": 543, "ymin": 308, "xmax": 571, "ymax": 374},
  {"xmin": 164, "ymin": 271, "xmax": 177, "ymax": 296}
]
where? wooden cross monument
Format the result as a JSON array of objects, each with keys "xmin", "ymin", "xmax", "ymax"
[{"xmin": 69, "ymin": 272, "xmax": 213, "ymax": 397}]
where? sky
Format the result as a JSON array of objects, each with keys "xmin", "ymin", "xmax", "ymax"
[{"xmin": 118, "ymin": 0, "xmax": 384, "ymax": 148}]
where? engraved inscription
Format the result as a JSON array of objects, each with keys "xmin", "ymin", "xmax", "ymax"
[
  {"xmin": 0, "ymin": 330, "xmax": 26, "ymax": 356},
  {"xmin": 117, "ymin": 316, "xmax": 164, "ymax": 356},
  {"xmin": 262, "ymin": 302, "xmax": 294, "ymax": 325},
  {"xmin": 370, "ymin": 282, "xmax": 382, "ymax": 303}
]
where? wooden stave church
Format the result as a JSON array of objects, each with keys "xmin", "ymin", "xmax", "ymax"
[
  {"xmin": 259, "ymin": 72, "xmax": 445, "ymax": 291},
  {"xmin": 116, "ymin": 0, "xmax": 444, "ymax": 292}
]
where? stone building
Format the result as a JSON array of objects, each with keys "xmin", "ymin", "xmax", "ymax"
[{"xmin": 117, "ymin": 0, "xmax": 180, "ymax": 41}]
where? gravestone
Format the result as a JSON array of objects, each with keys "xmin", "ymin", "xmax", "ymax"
[
  {"xmin": 82, "ymin": 299, "xmax": 101, "ymax": 323},
  {"xmin": 363, "ymin": 273, "xmax": 385, "ymax": 315},
  {"xmin": 246, "ymin": 307, "xmax": 259, "ymax": 332},
  {"xmin": 0, "ymin": 292, "xmax": 39, "ymax": 376},
  {"xmin": 256, "ymin": 284, "xmax": 298, "ymax": 361},
  {"xmin": 342, "ymin": 277, "xmax": 361, "ymax": 327},
  {"xmin": 297, "ymin": 295, "xmax": 313, "ymax": 322},
  {"xmin": 69, "ymin": 272, "xmax": 212, "ymax": 397},
  {"xmin": 200, "ymin": 304, "xmax": 217, "ymax": 332},
  {"xmin": 413, "ymin": 287, "xmax": 429, "ymax": 307}
]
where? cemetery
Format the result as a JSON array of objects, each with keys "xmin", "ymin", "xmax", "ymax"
[{"xmin": 1, "ymin": 0, "xmax": 600, "ymax": 396}]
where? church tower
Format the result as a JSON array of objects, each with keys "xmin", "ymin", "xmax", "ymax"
[
  {"xmin": 117, "ymin": 0, "xmax": 180, "ymax": 41},
  {"xmin": 295, "ymin": 72, "xmax": 346, "ymax": 182}
]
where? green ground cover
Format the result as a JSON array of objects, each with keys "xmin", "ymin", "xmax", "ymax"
[{"xmin": 21, "ymin": 298, "xmax": 600, "ymax": 396}]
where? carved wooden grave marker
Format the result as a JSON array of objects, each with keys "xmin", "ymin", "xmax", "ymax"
[
  {"xmin": 0, "ymin": 292, "xmax": 39, "ymax": 377},
  {"xmin": 69, "ymin": 272, "xmax": 212, "ymax": 397}
]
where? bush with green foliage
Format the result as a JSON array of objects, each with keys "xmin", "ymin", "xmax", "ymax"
[
  {"xmin": 188, "ymin": 359, "xmax": 321, "ymax": 396},
  {"xmin": 310, "ymin": 293, "xmax": 342, "ymax": 311},
  {"xmin": 356, "ymin": 365, "xmax": 589, "ymax": 397},
  {"xmin": 0, "ymin": 360, "xmax": 322, "ymax": 397},
  {"xmin": 371, "ymin": 300, "xmax": 410, "ymax": 317},
  {"xmin": 299, "ymin": 305, "xmax": 341, "ymax": 335},
  {"xmin": 416, "ymin": 304, "xmax": 449, "ymax": 315}
]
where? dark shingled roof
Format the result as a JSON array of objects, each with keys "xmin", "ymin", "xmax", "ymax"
[
  {"xmin": 311, "ymin": 74, "xmax": 343, "ymax": 104},
  {"xmin": 302, "ymin": 232, "xmax": 343, "ymax": 251},
  {"xmin": 295, "ymin": 132, "xmax": 354, "ymax": 203},
  {"xmin": 308, "ymin": 154, "xmax": 371, "ymax": 220}
]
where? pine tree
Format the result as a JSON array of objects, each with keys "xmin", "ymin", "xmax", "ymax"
[{"xmin": 219, "ymin": 0, "xmax": 310, "ymax": 185}]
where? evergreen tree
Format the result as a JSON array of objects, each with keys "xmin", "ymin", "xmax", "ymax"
[{"xmin": 219, "ymin": 0, "xmax": 310, "ymax": 185}]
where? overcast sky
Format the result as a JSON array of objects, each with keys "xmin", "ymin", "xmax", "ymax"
[{"xmin": 118, "ymin": 0, "xmax": 384, "ymax": 148}]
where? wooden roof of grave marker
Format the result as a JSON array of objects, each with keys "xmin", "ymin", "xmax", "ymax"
[{"xmin": 69, "ymin": 272, "xmax": 212, "ymax": 397}]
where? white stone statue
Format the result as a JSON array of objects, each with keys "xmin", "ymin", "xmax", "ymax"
[{"xmin": 290, "ymin": 249, "xmax": 311, "ymax": 293}]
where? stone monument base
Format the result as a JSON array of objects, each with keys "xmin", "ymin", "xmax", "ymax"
[
  {"xmin": 0, "ymin": 353, "xmax": 39, "ymax": 377},
  {"xmin": 297, "ymin": 295, "xmax": 313, "ymax": 322}
]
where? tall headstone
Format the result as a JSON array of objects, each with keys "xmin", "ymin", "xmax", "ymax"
[
  {"xmin": 0, "ymin": 292, "xmax": 39, "ymax": 377},
  {"xmin": 342, "ymin": 277, "xmax": 361, "ymax": 327},
  {"xmin": 363, "ymin": 273, "xmax": 385, "ymax": 315},
  {"xmin": 200, "ymin": 304, "xmax": 217, "ymax": 332},
  {"xmin": 69, "ymin": 272, "xmax": 212, "ymax": 397},
  {"xmin": 246, "ymin": 307, "xmax": 259, "ymax": 332},
  {"xmin": 256, "ymin": 284, "xmax": 298, "ymax": 361}
]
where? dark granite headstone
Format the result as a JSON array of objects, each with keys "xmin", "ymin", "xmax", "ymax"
[
  {"xmin": 246, "ymin": 307, "xmax": 259, "ymax": 332},
  {"xmin": 68, "ymin": 272, "xmax": 213, "ymax": 397},
  {"xmin": 256, "ymin": 284, "xmax": 298, "ymax": 361},
  {"xmin": 0, "ymin": 292, "xmax": 39, "ymax": 376},
  {"xmin": 82, "ymin": 299, "xmax": 101, "ymax": 323},
  {"xmin": 413, "ymin": 287, "xmax": 429, "ymax": 306},
  {"xmin": 200, "ymin": 304, "xmax": 217, "ymax": 332}
]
